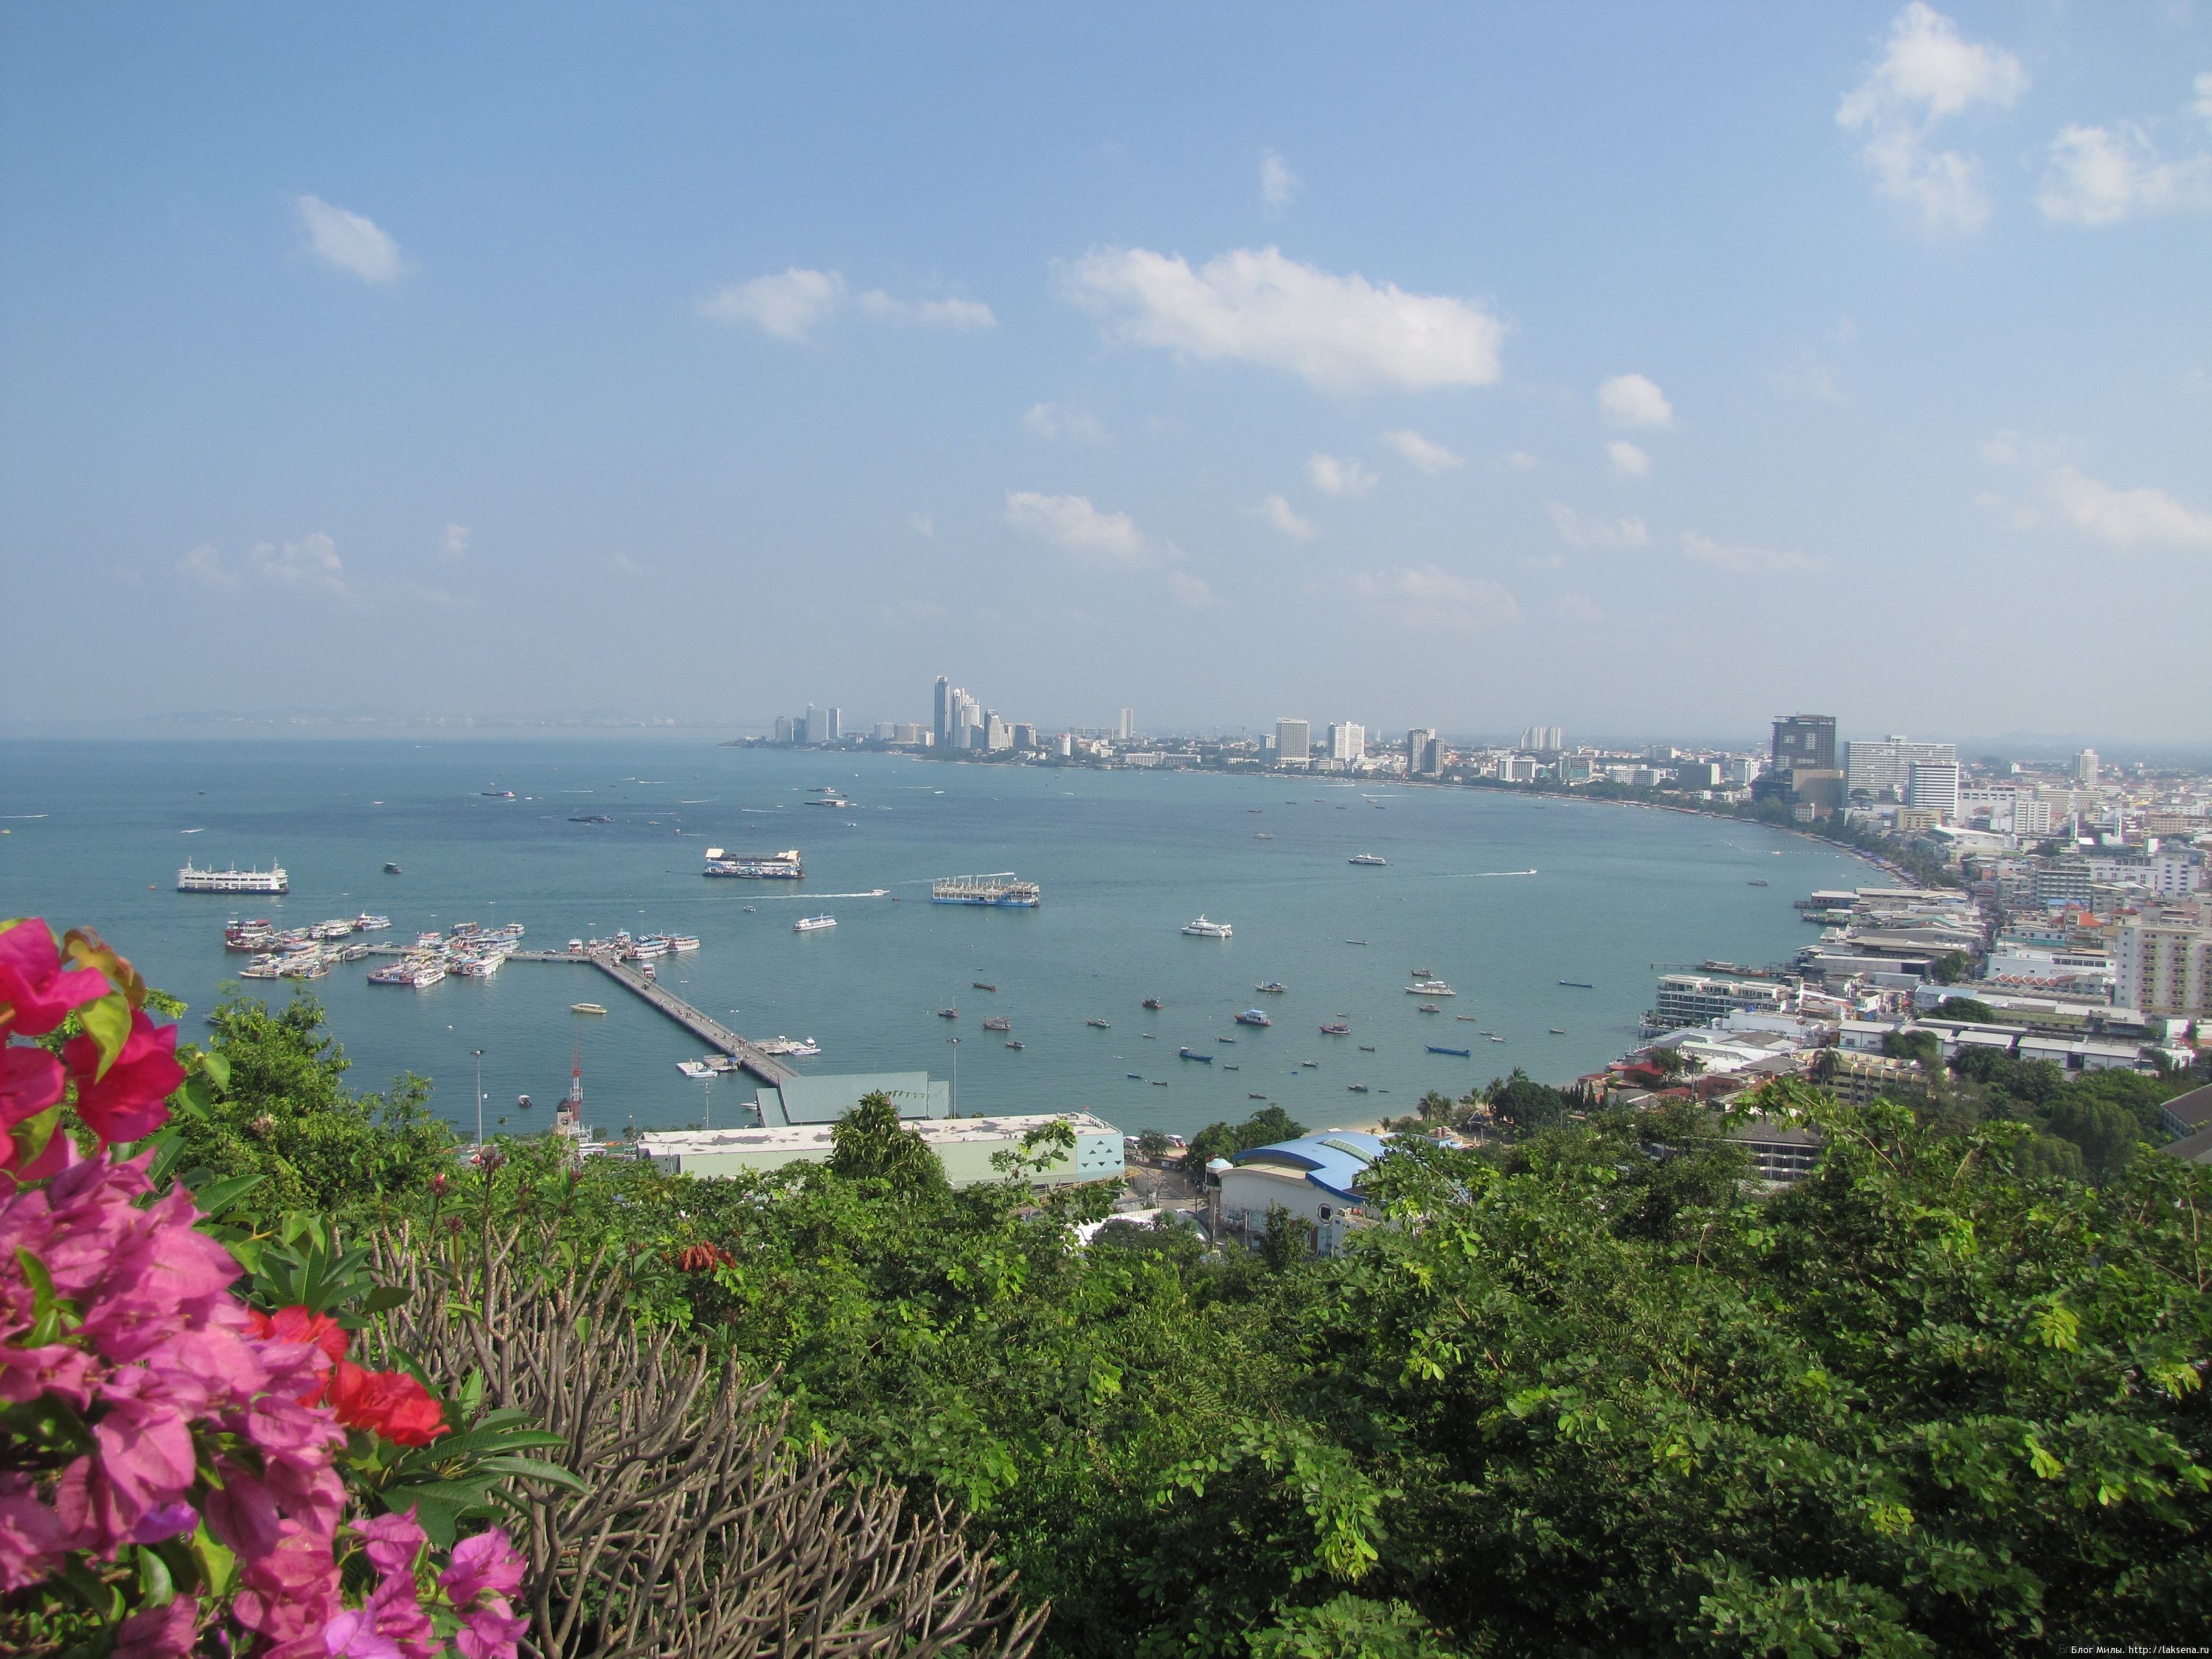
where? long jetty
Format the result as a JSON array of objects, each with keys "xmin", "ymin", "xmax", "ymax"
[{"xmin": 374, "ymin": 946, "xmax": 799, "ymax": 1087}]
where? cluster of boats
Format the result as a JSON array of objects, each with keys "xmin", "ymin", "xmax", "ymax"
[
  {"xmin": 229, "ymin": 914, "xmax": 389, "ymax": 980},
  {"xmin": 564, "ymin": 930, "xmax": 701, "ymax": 961},
  {"xmin": 368, "ymin": 921, "xmax": 526, "ymax": 988}
]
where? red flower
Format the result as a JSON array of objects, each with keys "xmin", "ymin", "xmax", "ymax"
[
  {"xmin": 62, "ymin": 1009, "xmax": 184, "ymax": 1145},
  {"xmin": 0, "ymin": 920, "xmax": 112, "ymax": 1038},
  {"xmin": 326, "ymin": 1362, "xmax": 447, "ymax": 1447},
  {"xmin": 246, "ymin": 1306, "xmax": 351, "ymax": 1368},
  {"xmin": 1, "ymin": 1046, "xmax": 63, "ymax": 1131}
]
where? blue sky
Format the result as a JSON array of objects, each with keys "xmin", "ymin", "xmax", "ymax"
[{"xmin": 2, "ymin": 4, "xmax": 2208, "ymax": 745}]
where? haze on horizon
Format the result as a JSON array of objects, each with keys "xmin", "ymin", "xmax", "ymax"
[{"xmin": 1, "ymin": 4, "xmax": 2208, "ymax": 744}]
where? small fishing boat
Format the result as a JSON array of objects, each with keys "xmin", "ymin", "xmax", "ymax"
[
  {"xmin": 1249, "ymin": 1093, "xmax": 1268, "ymax": 1101},
  {"xmin": 1222, "ymin": 1064, "xmax": 1239, "ymax": 1071},
  {"xmin": 1150, "ymin": 1080, "xmax": 1169, "ymax": 1087},
  {"xmin": 982, "ymin": 1016, "xmax": 1010, "ymax": 1032},
  {"xmin": 1178, "ymin": 1047, "xmax": 1214, "ymax": 1062},
  {"xmin": 1411, "ymin": 967, "xmax": 1433, "ymax": 977},
  {"xmin": 1127, "ymin": 1074, "xmax": 1144, "ymax": 1080},
  {"xmin": 1300, "ymin": 1060, "xmax": 1318, "ymax": 1068},
  {"xmin": 938, "ymin": 1007, "xmax": 959, "ymax": 1020},
  {"xmin": 1087, "ymin": 1018, "xmax": 1110, "ymax": 1029},
  {"xmin": 1005, "ymin": 1040, "xmax": 1024, "ymax": 1051},
  {"xmin": 383, "ymin": 862, "xmax": 403, "ymax": 875},
  {"xmin": 1235, "ymin": 1008, "xmax": 1273, "ymax": 1026},
  {"xmin": 1418, "ymin": 1004, "xmax": 1441, "ymax": 1014},
  {"xmin": 1748, "ymin": 879, "xmax": 1769, "ymax": 887},
  {"xmin": 1456, "ymin": 1015, "xmax": 1478, "ymax": 1021},
  {"xmin": 1559, "ymin": 981, "xmax": 1593, "ymax": 990},
  {"xmin": 1348, "ymin": 1083, "xmax": 1370, "ymax": 1093},
  {"xmin": 1487, "ymin": 1035, "xmax": 1506, "ymax": 1043},
  {"xmin": 1320, "ymin": 1022, "xmax": 1350, "ymax": 1036},
  {"xmin": 973, "ymin": 981, "xmax": 997, "ymax": 992},
  {"xmin": 1358, "ymin": 1044, "xmax": 1375, "ymax": 1052},
  {"xmin": 1255, "ymin": 980, "xmax": 1288, "ymax": 995},
  {"xmin": 1142, "ymin": 998, "xmax": 1164, "ymax": 1010},
  {"xmin": 1550, "ymin": 1027, "xmax": 1567, "ymax": 1034}
]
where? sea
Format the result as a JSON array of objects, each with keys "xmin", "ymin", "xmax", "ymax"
[{"xmin": 0, "ymin": 740, "xmax": 1877, "ymax": 1143}]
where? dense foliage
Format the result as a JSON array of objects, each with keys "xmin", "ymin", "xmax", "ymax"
[{"xmin": 79, "ymin": 984, "xmax": 2212, "ymax": 1655}]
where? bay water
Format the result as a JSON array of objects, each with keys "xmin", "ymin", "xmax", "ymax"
[{"xmin": 0, "ymin": 740, "xmax": 1873, "ymax": 1141}]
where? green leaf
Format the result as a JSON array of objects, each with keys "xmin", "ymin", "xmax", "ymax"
[
  {"xmin": 472, "ymin": 1454, "xmax": 589, "ymax": 1492},
  {"xmin": 76, "ymin": 989, "xmax": 135, "ymax": 1080},
  {"xmin": 189, "ymin": 1172, "xmax": 268, "ymax": 1220}
]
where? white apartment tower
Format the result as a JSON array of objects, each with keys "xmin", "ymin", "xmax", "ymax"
[
  {"xmin": 2115, "ymin": 908, "xmax": 2211, "ymax": 1017},
  {"xmin": 1328, "ymin": 722, "xmax": 1365, "ymax": 762},
  {"xmin": 1276, "ymin": 719, "xmax": 1311, "ymax": 763},
  {"xmin": 1845, "ymin": 736, "xmax": 1957, "ymax": 801}
]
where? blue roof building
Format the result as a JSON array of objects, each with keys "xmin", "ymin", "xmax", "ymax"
[{"xmin": 1216, "ymin": 1131, "xmax": 1389, "ymax": 1255}]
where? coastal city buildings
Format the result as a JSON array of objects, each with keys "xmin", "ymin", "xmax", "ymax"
[{"xmin": 1276, "ymin": 719, "xmax": 1311, "ymax": 763}]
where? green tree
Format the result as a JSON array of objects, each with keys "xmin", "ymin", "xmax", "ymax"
[
  {"xmin": 1882, "ymin": 1029, "xmax": 1941, "ymax": 1067},
  {"xmin": 827, "ymin": 1091, "xmax": 947, "ymax": 1192},
  {"xmin": 1932, "ymin": 950, "xmax": 1972, "ymax": 984},
  {"xmin": 1486, "ymin": 1068, "xmax": 1567, "ymax": 1132},
  {"xmin": 1933, "ymin": 995, "xmax": 1998, "ymax": 1024}
]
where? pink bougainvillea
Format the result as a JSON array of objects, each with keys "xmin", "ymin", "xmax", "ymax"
[{"xmin": 0, "ymin": 919, "xmax": 524, "ymax": 1659}]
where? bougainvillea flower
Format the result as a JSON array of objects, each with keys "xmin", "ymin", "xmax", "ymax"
[
  {"xmin": 128, "ymin": 1500, "xmax": 199, "ymax": 1545},
  {"xmin": 111, "ymin": 1592, "xmax": 201, "ymax": 1659},
  {"xmin": 353, "ymin": 1509, "xmax": 427, "ymax": 1579},
  {"xmin": 246, "ymin": 1305, "xmax": 349, "ymax": 1404},
  {"xmin": 352, "ymin": 1509, "xmax": 442, "ymax": 1659},
  {"xmin": 228, "ymin": 1524, "xmax": 344, "ymax": 1658},
  {"xmin": 0, "ymin": 1472, "xmax": 70, "ymax": 1593},
  {"xmin": 438, "ymin": 1528, "xmax": 526, "ymax": 1609},
  {"xmin": 0, "ymin": 1046, "xmax": 63, "ymax": 1130},
  {"xmin": 319, "ymin": 1608, "xmax": 406, "ymax": 1659},
  {"xmin": 62, "ymin": 1009, "xmax": 184, "ymax": 1145},
  {"xmin": 0, "ymin": 1341, "xmax": 97, "ymax": 1410},
  {"xmin": 0, "ymin": 919, "xmax": 113, "ymax": 1037},
  {"xmin": 326, "ymin": 1363, "xmax": 447, "ymax": 1447},
  {"xmin": 249, "ymin": 1306, "xmax": 352, "ymax": 1368}
]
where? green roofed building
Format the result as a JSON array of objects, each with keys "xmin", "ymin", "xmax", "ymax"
[{"xmin": 752, "ymin": 1071, "xmax": 950, "ymax": 1127}]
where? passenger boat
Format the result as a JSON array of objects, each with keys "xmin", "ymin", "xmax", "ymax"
[
  {"xmin": 676, "ymin": 1061, "xmax": 714, "ymax": 1079},
  {"xmin": 383, "ymin": 863, "xmax": 402, "ymax": 875},
  {"xmin": 933, "ymin": 876, "xmax": 1042, "ymax": 908},
  {"xmin": 1235, "ymin": 1009, "xmax": 1272, "ymax": 1026},
  {"xmin": 1349, "ymin": 854, "xmax": 1387, "ymax": 866},
  {"xmin": 354, "ymin": 914, "xmax": 392, "ymax": 931},
  {"xmin": 1177, "ymin": 1047, "xmax": 1214, "ymax": 1062},
  {"xmin": 666, "ymin": 935, "xmax": 701, "ymax": 952},
  {"xmin": 703, "ymin": 847, "xmax": 804, "ymax": 880},
  {"xmin": 571, "ymin": 1004, "xmax": 608, "ymax": 1015},
  {"xmin": 1427, "ymin": 1045, "xmax": 1472, "ymax": 1057},
  {"xmin": 1405, "ymin": 981, "xmax": 1456, "ymax": 996},
  {"xmin": 177, "ymin": 861, "xmax": 288, "ymax": 894},
  {"xmin": 792, "ymin": 915, "xmax": 836, "ymax": 933},
  {"xmin": 1249, "ymin": 1093, "xmax": 1269, "ymax": 1100},
  {"xmin": 1181, "ymin": 915, "xmax": 1233, "ymax": 938},
  {"xmin": 1417, "ymin": 1004, "xmax": 1441, "ymax": 1014},
  {"xmin": 1347, "ymin": 1083, "xmax": 1370, "ymax": 1093}
]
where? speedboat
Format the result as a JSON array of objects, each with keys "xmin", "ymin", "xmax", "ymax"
[
  {"xmin": 1182, "ymin": 915, "xmax": 1233, "ymax": 938},
  {"xmin": 1004, "ymin": 1040, "xmax": 1024, "ymax": 1051},
  {"xmin": 1235, "ymin": 1009, "xmax": 1273, "ymax": 1026}
]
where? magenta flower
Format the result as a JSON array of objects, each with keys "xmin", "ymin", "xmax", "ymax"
[
  {"xmin": 63, "ymin": 1009, "xmax": 184, "ymax": 1145},
  {"xmin": 112, "ymin": 1594, "xmax": 201, "ymax": 1658},
  {"xmin": 0, "ymin": 1472, "xmax": 70, "ymax": 1593},
  {"xmin": 441, "ymin": 1527, "xmax": 529, "ymax": 1659},
  {"xmin": 0, "ymin": 1045, "xmax": 63, "ymax": 1130},
  {"xmin": 229, "ymin": 1525, "xmax": 344, "ymax": 1658},
  {"xmin": 319, "ymin": 1608, "xmax": 405, "ymax": 1659},
  {"xmin": 0, "ymin": 920, "xmax": 112, "ymax": 1038}
]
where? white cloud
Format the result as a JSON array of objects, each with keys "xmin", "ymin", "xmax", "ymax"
[
  {"xmin": 1057, "ymin": 245, "xmax": 1506, "ymax": 394},
  {"xmin": 1503, "ymin": 450, "xmax": 1540, "ymax": 473},
  {"xmin": 1004, "ymin": 491, "xmax": 1150, "ymax": 565},
  {"xmin": 1379, "ymin": 428, "xmax": 1465, "ymax": 473},
  {"xmin": 1596, "ymin": 372, "xmax": 1674, "ymax": 429},
  {"xmin": 1606, "ymin": 440, "xmax": 1652, "ymax": 478},
  {"xmin": 1021, "ymin": 402, "xmax": 1107, "ymax": 442},
  {"xmin": 178, "ymin": 543, "xmax": 237, "ymax": 588},
  {"xmin": 910, "ymin": 512, "xmax": 936, "ymax": 538},
  {"xmin": 1257, "ymin": 494, "xmax": 1319, "ymax": 543},
  {"xmin": 1165, "ymin": 569, "xmax": 1213, "ymax": 608},
  {"xmin": 1681, "ymin": 531, "xmax": 1823, "ymax": 574},
  {"xmin": 699, "ymin": 267, "xmax": 846, "ymax": 341},
  {"xmin": 1307, "ymin": 453, "xmax": 1380, "ymax": 498},
  {"xmin": 699, "ymin": 270, "xmax": 992, "ymax": 341},
  {"xmin": 2043, "ymin": 465, "xmax": 2212, "ymax": 549},
  {"xmin": 1837, "ymin": 4, "xmax": 2028, "ymax": 234},
  {"xmin": 1349, "ymin": 565, "xmax": 1522, "ymax": 634},
  {"xmin": 1547, "ymin": 503, "xmax": 1650, "ymax": 550},
  {"xmin": 294, "ymin": 195, "xmax": 406, "ymax": 285},
  {"xmin": 1260, "ymin": 150, "xmax": 1299, "ymax": 209},
  {"xmin": 857, "ymin": 290, "xmax": 997, "ymax": 330},
  {"xmin": 438, "ymin": 524, "xmax": 469, "ymax": 561},
  {"xmin": 609, "ymin": 552, "xmax": 644, "ymax": 576},
  {"xmin": 2037, "ymin": 75, "xmax": 2212, "ymax": 226}
]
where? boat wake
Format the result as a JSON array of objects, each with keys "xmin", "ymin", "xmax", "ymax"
[
  {"xmin": 754, "ymin": 889, "xmax": 890, "ymax": 900},
  {"xmin": 1446, "ymin": 868, "xmax": 1539, "ymax": 877}
]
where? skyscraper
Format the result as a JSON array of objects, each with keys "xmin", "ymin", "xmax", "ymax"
[
  {"xmin": 1328, "ymin": 722, "xmax": 1365, "ymax": 762},
  {"xmin": 1116, "ymin": 708, "xmax": 1134, "ymax": 741},
  {"xmin": 1845, "ymin": 736, "xmax": 1955, "ymax": 801},
  {"xmin": 1771, "ymin": 714, "xmax": 1837, "ymax": 772},
  {"xmin": 933, "ymin": 677, "xmax": 951, "ymax": 746},
  {"xmin": 1276, "ymin": 719, "xmax": 1310, "ymax": 762},
  {"xmin": 1907, "ymin": 760, "xmax": 1960, "ymax": 821},
  {"xmin": 2075, "ymin": 748, "xmax": 2100, "ymax": 787}
]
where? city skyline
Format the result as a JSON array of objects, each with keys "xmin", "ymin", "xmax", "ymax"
[{"xmin": 4, "ymin": 7, "xmax": 2210, "ymax": 740}]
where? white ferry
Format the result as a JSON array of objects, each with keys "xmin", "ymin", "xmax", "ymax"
[
  {"xmin": 665, "ymin": 934, "xmax": 702, "ymax": 952},
  {"xmin": 1405, "ymin": 980, "xmax": 1457, "ymax": 996},
  {"xmin": 1182, "ymin": 915, "xmax": 1234, "ymax": 939},
  {"xmin": 793, "ymin": 914, "xmax": 836, "ymax": 933},
  {"xmin": 703, "ymin": 847, "xmax": 804, "ymax": 880},
  {"xmin": 931, "ymin": 874, "xmax": 1043, "ymax": 908},
  {"xmin": 1349, "ymin": 854, "xmax": 1388, "ymax": 866},
  {"xmin": 178, "ymin": 861, "xmax": 288, "ymax": 894},
  {"xmin": 754, "ymin": 1035, "xmax": 821, "ymax": 1057},
  {"xmin": 353, "ymin": 914, "xmax": 392, "ymax": 931}
]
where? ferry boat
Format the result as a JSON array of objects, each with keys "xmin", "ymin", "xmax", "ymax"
[
  {"xmin": 805, "ymin": 795, "xmax": 853, "ymax": 808},
  {"xmin": 1405, "ymin": 980, "xmax": 1456, "ymax": 996},
  {"xmin": 753, "ymin": 1036, "xmax": 822, "ymax": 1057},
  {"xmin": 1234, "ymin": 1009, "xmax": 1273, "ymax": 1026},
  {"xmin": 313, "ymin": 919, "xmax": 355, "ymax": 939},
  {"xmin": 1182, "ymin": 915, "xmax": 1233, "ymax": 938},
  {"xmin": 354, "ymin": 914, "xmax": 392, "ymax": 931},
  {"xmin": 1349, "ymin": 854, "xmax": 1388, "ymax": 866},
  {"xmin": 481, "ymin": 788, "xmax": 515, "ymax": 799},
  {"xmin": 1177, "ymin": 1047, "xmax": 1214, "ymax": 1062},
  {"xmin": 240, "ymin": 958, "xmax": 281, "ymax": 979},
  {"xmin": 568, "ymin": 813, "xmax": 613, "ymax": 824},
  {"xmin": 933, "ymin": 874, "xmax": 1043, "ymax": 908},
  {"xmin": 792, "ymin": 914, "xmax": 835, "ymax": 933},
  {"xmin": 1254, "ymin": 980, "xmax": 1287, "ymax": 995},
  {"xmin": 178, "ymin": 861, "xmax": 288, "ymax": 894},
  {"xmin": 1086, "ymin": 1018, "xmax": 1110, "ymax": 1029},
  {"xmin": 453, "ymin": 956, "xmax": 501, "ymax": 977},
  {"xmin": 703, "ymin": 847, "xmax": 804, "ymax": 880},
  {"xmin": 571, "ymin": 1003, "xmax": 608, "ymax": 1015},
  {"xmin": 665, "ymin": 935, "xmax": 701, "ymax": 952}
]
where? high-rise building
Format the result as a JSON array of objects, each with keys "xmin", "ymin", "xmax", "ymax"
[
  {"xmin": 826, "ymin": 707, "xmax": 841, "ymax": 742},
  {"xmin": 1327, "ymin": 722, "xmax": 1365, "ymax": 762},
  {"xmin": 1907, "ymin": 760, "xmax": 1960, "ymax": 821},
  {"xmin": 1407, "ymin": 728, "xmax": 1434, "ymax": 773},
  {"xmin": 2115, "ymin": 907, "xmax": 2211, "ymax": 1016},
  {"xmin": 1519, "ymin": 726, "xmax": 1563, "ymax": 752},
  {"xmin": 1276, "ymin": 719, "xmax": 1311, "ymax": 762},
  {"xmin": 1116, "ymin": 708, "xmax": 1134, "ymax": 741},
  {"xmin": 1845, "ymin": 736, "xmax": 1956, "ymax": 801},
  {"xmin": 985, "ymin": 714, "xmax": 1011, "ymax": 751},
  {"xmin": 2074, "ymin": 748, "xmax": 2100, "ymax": 788},
  {"xmin": 1012, "ymin": 722, "xmax": 1037, "ymax": 751},
  {"xmin": 773, "ymin": 715, "xmax": 796, "ymax": 744},
  {"xmin": 1771, "ymin": 714, "xmax": 1837, "ymax": 772},
  {"xmin": 933, "ymin": 678, "xmax": 953, "ymax": 746},
  {"xmin": 1054, "ymin": 732, "xmax": 1074, "ymax": 759}
]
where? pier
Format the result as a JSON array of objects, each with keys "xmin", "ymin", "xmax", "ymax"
[{"xmin": 372, "ymin": 946, "xmax": 799, "ymax": 1087}]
